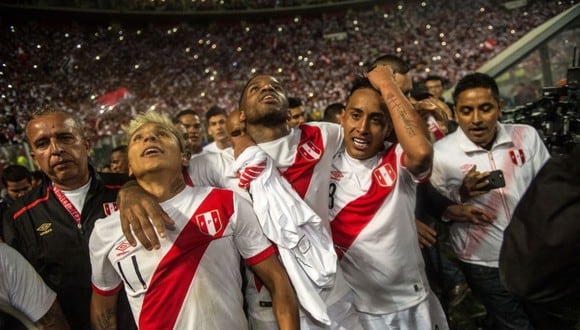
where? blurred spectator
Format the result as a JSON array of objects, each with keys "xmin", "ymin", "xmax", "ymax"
[
  {"xmin": 287, "ymin": 97, "xmax": 306, "ymax": 128},
  {"xmin": 203, "ymin": 105, "xmax": 232, "ymax": 153},
  {"xmin": 173, "ymin": 109, "xmax": 204, "ymax": 157},
  {"xmin": 0, "ymin": 164, "xmax": 34, "ymax": 238},
  {"xmin": 109, "ymin": 145, "xmax": 129, "ymax": 174},
  {"xmin": 322, "ymin": 102, "xmax": 344, "ymax": 124}
]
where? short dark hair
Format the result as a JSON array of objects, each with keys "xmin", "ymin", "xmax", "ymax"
[
  {"xmin": 1, "ymin": 165, "xmax": 31, "ymax": 187},
  {"xmin": 205, "ymin": 106, "xmax": 227, "ymax": 122},
  {"xmin": 26, "ymin": 109, "xmax": 85, "ymax": 143},
  {"xmin": 173, "ymin": 109, "xmax": 200, "ymax": 124},
  {"xmin": 31, "ymin": 170, "xmax": 44, "ymax": 182},
  {"xmin": 370, "ymin": 54, "xmax": 410, "ymax": 75},
  {"xmin": 288, "ymin": 97, "xmax": 302, "ymax": 109},
  {"xmin": 425, "ymin": 75, "xmax": 446, "ymax": 84},
  {"xmin": 322, "ymin": 103, "xmax": 345, "ymax": 122},
  {"xmin": 111, "ymin": 145, "xmax": 127, "ymax": 154},
  {"xmin": 347, "ymin": 76, "xmax": 378, "ymax": 100},
  {"xmin": 453, "ymin": 72, "xmax": 500, "ymax": 104}
]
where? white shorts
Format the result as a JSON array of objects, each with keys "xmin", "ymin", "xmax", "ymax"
[{"xmin": 357, "ymin": 293, "xmax": 448, "ymax": 330}]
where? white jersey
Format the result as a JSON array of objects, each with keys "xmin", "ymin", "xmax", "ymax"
[
  {"xmin": 329, "ymin": 144, "xmax": 431, "ymax": 314},
  {"xmin": 0, "ymin": 243, "xmax": 56, "ymax": 323},
  {"xmin": 188, "ymin": 122, "xmax": 357, "ymax": 328},
  {"xmin": 203, "ymin": 141, "xmax": 235, "ymax": 157},
  {"xmin": 90, "ymin": 186, "xmax": 274, "ymax": 330},
  {"xmin": 430, "ymin": 123, "xmax": 550, "ymax": 267}
]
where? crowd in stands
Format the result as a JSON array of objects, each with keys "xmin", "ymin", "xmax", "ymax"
[
  {"xmin": 0, "ymin": 0, "xmax": 574, "ymax": 149},
  {"xmin": 2, "ymin": 0, "xmax": 346, "ymax": 11}
]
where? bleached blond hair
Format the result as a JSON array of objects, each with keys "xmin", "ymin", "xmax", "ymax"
[{"xmin": 124, "ymin": 111, "xmax": 185, "ymax": 151}]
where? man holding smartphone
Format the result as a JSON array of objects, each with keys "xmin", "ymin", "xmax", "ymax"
[{"xmin": 429, "ymin": 73, "xmax": 550, "ymax": 330}]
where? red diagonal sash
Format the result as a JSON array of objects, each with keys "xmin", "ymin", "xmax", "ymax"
[
  {"xmin": 331, "ymin": 147, "xmax": 398, "ymax": 260},
  {"xmin": 139, "ymin": 189, "xmax": 234, "ymax": 329},
  {"xmin": 281, "ymin": 125, "xmax": 325, "ymax": 198}
]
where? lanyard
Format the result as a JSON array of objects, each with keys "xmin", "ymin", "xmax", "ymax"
[{"xmin": 52, "ymin": 185, "xmax": 83, "ymax": 230}]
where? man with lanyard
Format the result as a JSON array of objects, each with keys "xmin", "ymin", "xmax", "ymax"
[{"xmin": 2, "ymin": 109, "xmax": 134, "ymax": 329}]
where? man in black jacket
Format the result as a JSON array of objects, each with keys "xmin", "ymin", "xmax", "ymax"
[{"xmin": 2, "ymin": 109, "xmax": 133, "ymax": 330}]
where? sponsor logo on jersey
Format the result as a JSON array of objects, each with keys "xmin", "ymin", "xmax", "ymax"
[
  {"xmin": 509, "ymin": 149, "xmax": 526, "ymax": 166},
  {"xmin": 103, "ymin": 202, "xmax": 118, "ymax": 216},
  {"xmin": 195, "ymin": 210, "xmax": 223, "ymax": 236},
  {"xmin": 298, "ymin": 140, "xmax": 322, "ymax": 161},
  {"xmin": 330, "ymin": 170, "xmax": 344, "ymax": 181},
  {"xmin": 460, "ymin": 164, "xmax": 475, "ymax": 174},
  {"xmin": 115, "ymin": 241, "xmax": 133, "ymax": 257},
  {"xmin": 36, "ymin": 223, "xmax": 53, "ymax": 236},
  {"xmin": 373, "ymin": 164, "xmax": 396, "ymax": 187}
]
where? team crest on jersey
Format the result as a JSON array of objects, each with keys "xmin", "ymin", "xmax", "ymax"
[
  {"xmin": 103, "ymin": 202, "xmax": 118, "ymax": 216},
  {"xmin": 195, "ymin": 210, "xmax": 223, "ymax": 236},
  {"xmin": 36, "ymin": 223, "xmax": 53, "ymax": 236},
  {"xmin": 509, "ymin": 149, "xmax": 526, "ymax": 166},
  {"xmin": 115, "ymin": 241, "xmax": 133, "ymax": 257},
  {"xmin": 298, "ymin": 140, "xmax": 322, "ymax": 162},
  {"xmin": 373, "ymin": 164, "xmax": 397, "ymax": 187},
  {"xmin": 330, "ymin": 170, "xmax": 344, "ymax": 181}
]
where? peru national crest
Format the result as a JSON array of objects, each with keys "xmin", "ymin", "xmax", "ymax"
[
  {"xmin": 195, "ymin": 210, "xmax": 223, "ymax": 236},
  {"xmin": 373, "ymin": 164, "xmax": 397, "ymax": 187},
  {"xmin": 298, "ymin": 140, "xmax": 322, "ymax": 161},
  {"xmin": 103, "ymin": 202, "xmax": 118, "ymax": 216}
]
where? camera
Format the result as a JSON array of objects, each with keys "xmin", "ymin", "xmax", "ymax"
[{"xmin": 503, "ymin": 66, "xmax": 580, "ymax": 156}]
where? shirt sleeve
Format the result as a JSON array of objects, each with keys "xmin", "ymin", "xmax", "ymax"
[
  {"xmin": 0, "ymin": 243, "xmax": 56, "ymax": 322},
  {"xmin": 230, "ymin": 193, "xmax": 275, "ymax": 266},
  {"xmin": 528, "ymin": 128, "xmax": 551, "ymax": 174},
  {"xmin": 89, "ymin": 217, "xmax": 123, "ymax": 295}
]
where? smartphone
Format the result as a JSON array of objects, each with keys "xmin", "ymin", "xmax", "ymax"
[{"xmin": 483, "ymin": 170, "xmax": 506, "ymax": 190}]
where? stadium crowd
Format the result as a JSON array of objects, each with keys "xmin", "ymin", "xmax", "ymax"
[
  {"xmin": 0, "ymin": 1, "xmax": 574, "ymax": 147},
  {"xmin": 0, "ymin": 1, "xmax": 579, "ymax": 329}
]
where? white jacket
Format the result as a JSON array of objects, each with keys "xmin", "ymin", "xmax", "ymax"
[
  {"xmin": 430, "ymin": 123, "xmax": 550, "ymax": 267},
  {"xmin": 231, "ymin": 146, "xmax": 337, "ymax": 326}
]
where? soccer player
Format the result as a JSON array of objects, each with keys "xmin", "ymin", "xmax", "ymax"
[
  {"xmin": 89, "ymin": 111, "xmax": 298, "ymax": 329},
  {"xmin": 329, "ymin": 66, "xmax": 448, "ymax": 329}
]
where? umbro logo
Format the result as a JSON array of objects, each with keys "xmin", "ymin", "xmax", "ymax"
[
  {"xmin": 115, "ymin": 241, "xmax": 133, "ymax": 257},
  {"xmin": 330, "ymin": 170, "xmax": 344, "ymax": 181},
  {"xmin": 36, "ymin": 223, "xmax": 53, "ymax": 236}
]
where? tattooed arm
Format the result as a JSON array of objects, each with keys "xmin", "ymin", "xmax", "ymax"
[
  {"xmin": 35, "ymin": 300, "xmax": 70, "ymax": 330},
  {"xmin": 368, "ymin": 65, "xmax": 433, "ymax": 176},
  {"xmin": 90, "ymin": 292, "xmax": 118, "ymax": 330}
]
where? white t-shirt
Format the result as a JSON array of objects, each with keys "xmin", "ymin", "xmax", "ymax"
[
  {"xmin": 329, "ymin": 144, "xmax": 430, "ymax": 314},
  {"xmin": 430, "ymin": 123, "xmax": 550, "ymax": 267},
  {"xmin": 90, "ymin": 186, "xmax": 274, "ymax": 329},
  {"xmin": 0, "ymin": 243, "xmax": 56, "ymax": 322}
]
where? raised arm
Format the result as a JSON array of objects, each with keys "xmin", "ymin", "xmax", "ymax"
[
  {"xmin": 250, "ymin": 255, "xmax": 300, "ymax": 330},
  {"xmin": 117, "ymin": 180, "xmax": 175, "ymax": 250},
  {"xmin": 368, "ymin": 65, "xmax": 433, "ymax": 176}
]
